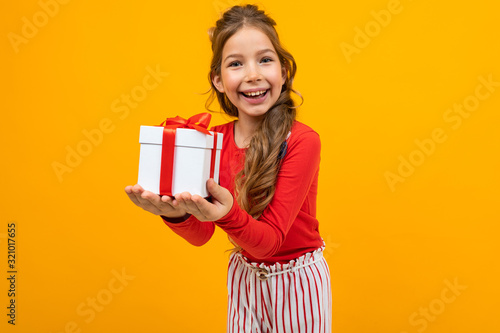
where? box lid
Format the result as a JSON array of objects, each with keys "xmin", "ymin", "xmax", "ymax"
[{"xmin": 139, "ymin": 126, "xmax": 222, "ymax": 149}]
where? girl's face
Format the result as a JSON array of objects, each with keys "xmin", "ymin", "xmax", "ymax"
[{"xmin": 212, "ymin": 27, "xmax": 286, "ymax": 123}]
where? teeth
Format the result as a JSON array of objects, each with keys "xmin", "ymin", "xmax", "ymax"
[{"xmin": 243, "ymin": 90, "xmax": 266, "ymax": 97}]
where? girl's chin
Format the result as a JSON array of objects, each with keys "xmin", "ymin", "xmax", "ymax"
[{"xmin": 235, "ymin": 108, "xmax": 269, "ymax": 120}]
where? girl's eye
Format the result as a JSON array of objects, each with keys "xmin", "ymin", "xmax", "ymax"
[
  {"xmin": 228, "ymin": 61, "xmax": 241, "ymax": 67},
  {"xmin": 261, "ymin": 57, "xmax": 273, "ymax": 63}
]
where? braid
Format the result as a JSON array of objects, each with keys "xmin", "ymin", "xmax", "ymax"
[{"xmin": 235, "ymin": 96, "xmax": 296, "ymax": 218}]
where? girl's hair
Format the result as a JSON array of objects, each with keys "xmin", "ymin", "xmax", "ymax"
[{"xmin": 206, "ymin": 4, "xmax": 301, "ymax": 220}]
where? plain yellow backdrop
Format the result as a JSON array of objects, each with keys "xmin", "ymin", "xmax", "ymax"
[{"xmin": 2, "ymin": 0, "xmax": 499, "ymax": 332}]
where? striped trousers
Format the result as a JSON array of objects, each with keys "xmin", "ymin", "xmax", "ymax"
[{"xmin": 227, "ymin": 247, "xmax": 332, "ymax": 333}]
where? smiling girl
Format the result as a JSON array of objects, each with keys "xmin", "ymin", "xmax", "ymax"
[{"xmin": 125, "ymin": 4, "xmax": 331, "ymax": 332}]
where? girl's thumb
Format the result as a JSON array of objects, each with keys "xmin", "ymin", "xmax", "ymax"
[
  {"xmin": 207, "ymin": 178, "xmax": 222, "ymax": 198},
  {"xmin": 207, "ymin": 179, "xmax": 232, "ymax": 205}
]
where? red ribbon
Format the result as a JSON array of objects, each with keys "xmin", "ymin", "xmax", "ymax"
[
  {"xmin": 210, "ymin": 132, "xmax": 218, "ymax": 179},
  {"xmin": 158, "ymin": 113, "xmax": 216, "ymax": 196}
]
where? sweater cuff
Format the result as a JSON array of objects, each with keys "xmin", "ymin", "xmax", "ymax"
[{"xmin": 161, "ymin": 214, "xmax": 192, "ymax": 224}]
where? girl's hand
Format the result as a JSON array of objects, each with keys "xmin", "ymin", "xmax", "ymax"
[
  {"xmin": 124, "ymin": 184, "xmax": 187, "ymax": 218},
  {"xmin": 174, "ymin": 179, "xmax": 233, "ymax": 222}
]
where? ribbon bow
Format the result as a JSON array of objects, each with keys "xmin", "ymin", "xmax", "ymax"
[
  {"xmin": 158, "ymin": 113, "xmax": 217, "ymax": 196},
  {"xmin": 159, "ymin": 113, "xmax": 212, "ymax": 136}
]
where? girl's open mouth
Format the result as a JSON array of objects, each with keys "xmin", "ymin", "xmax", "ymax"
[{"xmin": 240, "ymin": 89, "xmax": 269, "ymax": 103}]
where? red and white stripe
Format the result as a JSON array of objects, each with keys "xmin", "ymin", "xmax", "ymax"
[{"xmin": 227, "ymin": 247, "xmax": 332, "ymax": 333}]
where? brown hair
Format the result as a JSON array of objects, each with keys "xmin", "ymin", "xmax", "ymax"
[{"xmin": 206, "ymin": 5, "xmax": 301, "ymax": 226}]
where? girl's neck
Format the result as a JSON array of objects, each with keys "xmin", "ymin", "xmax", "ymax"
[{"xmin": 234, "ymin": 115, "xmax": 263, "ymax": 148}]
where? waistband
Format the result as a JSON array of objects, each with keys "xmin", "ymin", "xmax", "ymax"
[{"xmin": 234, "ymin": 245, "xmax": 325, "ymax": 281}]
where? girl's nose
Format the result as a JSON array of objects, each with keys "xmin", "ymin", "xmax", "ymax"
[{"xmin": 244, "ymin": 64, "xmax": 262, "ymax": 82}]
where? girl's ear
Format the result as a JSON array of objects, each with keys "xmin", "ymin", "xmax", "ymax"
[
  {"xmin": 212, "ymin": 72, "xmax": 225, "ymax": 93},
  {"xmin": 281, "ymin": 65, "xmax": 287, "ymax": 85}
]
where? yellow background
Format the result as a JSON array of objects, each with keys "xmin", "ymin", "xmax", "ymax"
[{"xmin": 2, "ymin": 0, "xmax": 499, "ymax": 332}]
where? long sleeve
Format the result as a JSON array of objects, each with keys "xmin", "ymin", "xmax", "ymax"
[
  {"xmin": 214, "ymin": 126, "xmax": 322, "ymax": 260},
  {"xmin": 162, "ymin": 216, "xmax": 215, "ymax": 247}
]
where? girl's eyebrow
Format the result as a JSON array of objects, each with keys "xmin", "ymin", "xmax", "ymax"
[{"xmin": 223, "ymin": 48, "xmax": 277, "ymax": 63}]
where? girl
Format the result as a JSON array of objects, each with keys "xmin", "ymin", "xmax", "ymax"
[{"xmin": 125, "ymin": 4, "xmax": 331, "ymax": 332}]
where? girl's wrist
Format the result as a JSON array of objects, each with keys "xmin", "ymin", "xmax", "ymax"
[{"xmin": 161, "ymin": 214, "xmax": 192, "ymax": 224}]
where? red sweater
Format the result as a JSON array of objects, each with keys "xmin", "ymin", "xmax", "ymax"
[{"xmin": 163, "ymin": 121, "xmax": 324, "ymax": 264}]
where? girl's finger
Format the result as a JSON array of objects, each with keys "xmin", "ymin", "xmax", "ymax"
[
  {"xmin": 160, "ymin": 196, "xmax": 179, "ymax": 210},
  {"xmin": 161, "ymin": 195, "xmax": 174, "ymax": 204},
  {"xmin": 126, "ymin": 186, "xmax": 155, "ymax": 210},
  {"xmin": 191, "ymin": 195, "xmax": 217, "ymax": 221},
  {"xmin": 175, "ymin": 193, "xmax": 203, "ymax": 216},
  {"xmin": 143, "ymin": 191, "xmax": 180, "ymax": 214},
  {"xmin": 135, "ymin": 191, "xmax": 157, "ymax": 207},
  {"xmin": 125, "ymin": 190, "xmax": 142, "ymax": 207},
  {"xmin": 175, "ymin": 198, "xmax": 196, "ymax": 215}
]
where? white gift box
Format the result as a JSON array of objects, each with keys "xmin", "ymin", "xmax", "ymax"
[{"xmin": 137, "ymin": 126, "xmax": 223, "ymax": 197}]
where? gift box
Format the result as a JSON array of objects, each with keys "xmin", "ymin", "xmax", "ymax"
[{"xmin": 137, "ymin": 114, "xmax": 223, "ymax": 197}]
